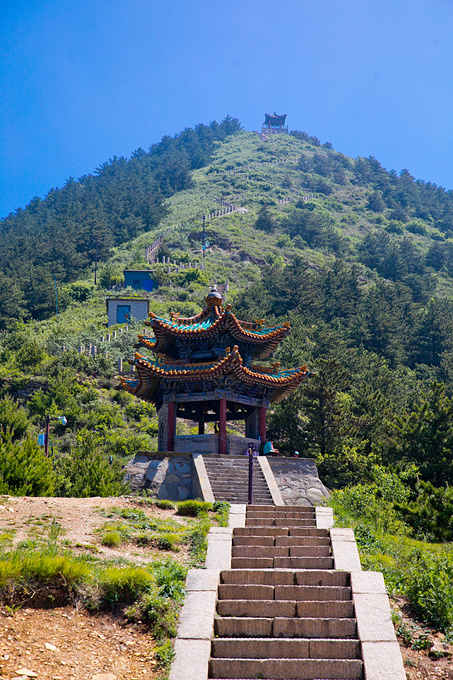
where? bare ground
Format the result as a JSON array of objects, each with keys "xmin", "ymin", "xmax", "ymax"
[
  {"xmin": 0, "ymin": 495, "xmax": 193, "ymax": 680},
  {"xmin": 0, "ymin": 606, "xmax": 158, "ymax": 680}
]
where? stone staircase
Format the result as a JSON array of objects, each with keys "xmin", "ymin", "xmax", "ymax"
[
  {"xmin": 202, "ymin": 455, "xmax": 274, "ymax": 504},
  {"xmin": 209, "ymin": 505, "xmax": 363, "ymax": 680}
]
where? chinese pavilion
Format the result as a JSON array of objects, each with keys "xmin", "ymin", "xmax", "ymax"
[
  {"xmin": 262, "ymin": 112, "xmax": 289, "ymax": 134},
  {"xmin": 120, "ymin": 288, "xmax": 309, "ymax": 454}
]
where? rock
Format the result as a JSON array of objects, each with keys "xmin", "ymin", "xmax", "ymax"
[
  {"xmin": 430, "ymin": 638, "xmax": 453, "ymax": 658},
  {"xmin": 15, "ymin": 670, "xmax": 37, "ymax": 678},
  {"xmin": 177, "ymin": 485, "xmax": 190, "ymax": 500},
  {"xmin": 45, "ymin": 642, "xmax": 58, "ymax": 651},
  {"xmin": 92, "ymin": 674, "xmax": 117, "ymax": 680}
]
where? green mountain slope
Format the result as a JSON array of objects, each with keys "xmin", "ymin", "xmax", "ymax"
[
  {"xmin": 3, "ymin": 123, "xmax": 453, "ymax": 641},
  {"xmin": 2, "ymin": 124, "xmax": 453, "ymax": 499}
]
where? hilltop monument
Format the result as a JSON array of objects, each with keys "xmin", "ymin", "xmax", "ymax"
[
  {"xmin": 262, "ymin": 112, "xmax": 289, "ymax": 135},
  {"xmin": 120, "ymin": 287, "xmax": 308, "ymax": 454}
]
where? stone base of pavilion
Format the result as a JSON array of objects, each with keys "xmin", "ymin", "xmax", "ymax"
[
  {"xmin": 173, "ymin": 434, "xmax": 259, "ymax": 455},
  {"xmin": 123, "ymin": 451, "xmax": 330, "ymax": 505}
]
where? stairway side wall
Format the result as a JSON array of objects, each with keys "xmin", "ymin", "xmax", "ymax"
[
  {"xmin": 123, "ymin": 452, "xmax": 194, "ymax": 500},
  {"xmin": 267, "ymin": 457, "xmax": 330, "ymax": 505}
]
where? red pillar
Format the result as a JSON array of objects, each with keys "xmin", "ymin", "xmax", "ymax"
[
  {"xmin": 167, "ymin": 401, "xmax": 175, "ymax": 452},
  {"xmin": 219, "ymin": 398, "xmax": 227, "ymax": 455},
  {"xmin": 259, "ymin": 406, "xmax": 266, "ymax": 444}
]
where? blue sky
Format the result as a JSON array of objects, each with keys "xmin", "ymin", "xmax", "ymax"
[{"xmin": 1, "ymin": 0, "xmax": 453, "ymax": 218}]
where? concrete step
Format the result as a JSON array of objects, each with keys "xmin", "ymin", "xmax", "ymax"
[
  {"xmin": 231, "ymin": 546, "xmax": 331, "ymax": 558},
  {"xmin": 246, "ymin": 508, "xmax": 315, "ymax": 516},
  {"xmin": 231, "ymin": 556, "xmax": 334, "ymax": 570},
  {"xmin": 203, "ymin": 455, "xmax": 274, "ymax": 505},
  {"xmin": 218, "ymin": 584, "xmax": 351, "ymax": 601},
  {"xmin": 209, "ymin": 656, "xmax": 363, "ymax": 679},
  {"xmin": 233, "ymin": 527, "xmax": 329, "ymax": 537},
  {"xmin": 220, "ymin": 569, "xmax": 350, "ymax": 587},
  {"xmin": 217, "ymin": 599, "xmax": 355, "ymax": 619},
  {"xmin": 245, "ymin": 518, "xmax": 317, "ymax": 527},
  {"xmin": 275, "ymin": 585, "xmax": 352, "ymax": 601},
  {"xmin": 232, "ymin": 535, "xmax": 331, "ymax": 547},
  {"xmin": 211, "ymin": 637, "xmax": 361, "ymax": 658},
  {"xmin": 214, "ymin": 616, "xmax": 358, "ymax": 639},
  {"xmin": 275, "ymin": 535, "xmax": 331, "ymax": 546},
  {"xmin": 213, "ymin": 496, "xmax": 273, "ymax": 504}
]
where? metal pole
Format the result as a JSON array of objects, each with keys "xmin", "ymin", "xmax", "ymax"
[
  {"xmin": 44, "ymin": 415, "xmax": 50, "ymax": 457},
  {"xmin": 248, "ymin": 451, "xmax": 254, "ymax": 505}
]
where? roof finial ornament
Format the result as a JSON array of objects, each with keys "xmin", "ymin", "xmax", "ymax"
[{"xmin": 205, "ymin": 285, "xmax": 223, "ymax": 307}]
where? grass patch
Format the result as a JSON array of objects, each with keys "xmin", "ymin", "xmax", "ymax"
[
  {"xmin": 99, "ymin": 565, "xmax": 154, "ymax": 605},
  {"xmin": 155, "ymin": 500, "xmax": 176, "ymax": 510},
  {"xmin": 100, "ymin": 530, "xmax": 122, "ymax": 547},
  {"xmin": 176, "ymin": 500, "xmax": 213, "ymax": 516}
]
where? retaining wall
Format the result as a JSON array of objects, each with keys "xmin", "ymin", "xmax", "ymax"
[
  {"xmin": 267, "ymin": 457, "xmax": 330, "ymax": 506},
  {"xmin": 123, "ymin": 452, "xmax": 193, "ymax": 501}
]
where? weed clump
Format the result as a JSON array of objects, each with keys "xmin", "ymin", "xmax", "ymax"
[
  {"xmin": 155, "ymin": 500, "xmax": 176, "ymax": 510},
  {"xmin": 100, "ymin": 531, "xmax": 122, "ymax": 547},
  {"xmin": 176, "ymin": 500, "xmax": 213, "ymax": 516}
]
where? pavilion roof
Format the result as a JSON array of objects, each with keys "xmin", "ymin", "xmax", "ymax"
[
  {"xmin": 140, "ymin": 303, "xmax": 291, "ymax": 359},
  {"xmin": 120, "ymin": 345, "xmax": 309, "ymax": 405}
]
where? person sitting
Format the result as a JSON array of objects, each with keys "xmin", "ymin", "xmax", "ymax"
[{"xmin": 262, "ymin": 440, "xmax": 279, "ymax": 456}]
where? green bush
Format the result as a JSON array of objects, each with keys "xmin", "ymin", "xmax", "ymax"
[
  {"xmin": 213, "ymin": 501, "xmax": 230, "ymax": 527},
  {"xmin": 100, "ymin": 531, "xmax": 122, "ymax": 547},
  {"xmin": 403, "ymin": 550, "xmax": 453, "ymax": 633},
  {"xmin": 153, "ymin": 558, "xmax": 187, "ymax": 599},
  {"xmin": 155, "ymin": 500, "xmax": 176, "ymax": 510},
  {"xmin": 154, "ymin": 639, "xmax": 175, "ymax": 668},
  {"xmin": 99, "ymin": 565, "xmax": 153, "ymax": 605},
  {"xmin": 0, "ymin": 550, "xmax": 91, "ymax": 594},
  {"xmin": 157, "ymin": 533, "xmax": 181, "ymax": 551},
  {"xmin": 0, "ymin": 437, "xmax": 56, "ymax": 496},
  {"xmin": 176, "ymin": 500, "xmax": 213, "ymax": 517},
  {"xmin": 55, "ymin": 432, "xmax": 127, "ymax": 497},
  {"xmin": 188, "ymin": 517, "xmax": 210, "ymax": 565}
]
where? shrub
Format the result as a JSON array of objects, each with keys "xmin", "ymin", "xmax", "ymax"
[
  {"xmin": 155, "ymin": 500, "xmax": 176, "ymax": 510},
  {"xmin": 403, "ymin": 550, "xmax": 453, "ymax": 633},
  {"xmin": 99, "ymin": 565, "xmax": 153, "ymax": 605},
  {"xmin": 101, "ymin": 531, "xmax": 122, "ymax": 548},
  {"xmin": 157, "ymin": 533, "xmax": 181, "ymax": 551},
  {"xmin": 154, "ymin": 639, "xmax": 175, "ymax": 668},
  {"xmin": 213, "ymin": 501, "xmax": 230, "ymax": 527},
  {"xmin": 0, "ymin": 438, "xmax": 56, "ymax": 496},
  {"xmin": 153, "ymin": 558, "xmax": 187, "ymax": 599},
  {"xmin": 0, "ymin": 550, "xmax": 91, "ymax": 598},
  {"xmin": 188, "ymin": 517, "xmax": 210, "ymax": 565},
  {"xmin": 55, "ymin": 433, "xmax": 127, "ymax": 497},
  {"xmin": 176, "ymin": 500, "xmax": 213, "ymax": 517}
]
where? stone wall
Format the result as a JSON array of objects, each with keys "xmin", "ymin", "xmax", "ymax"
[
  {"xmin": 267, "ymin": 457, "xmax": 330, "ymax": 506},
  {"xmin": 124, "ymin": 452, "xmax": 193, "ymax": 500}
]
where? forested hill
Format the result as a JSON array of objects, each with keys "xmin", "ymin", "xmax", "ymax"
[
  {"xmin": 3, "ymin": 121, "xmax": 453, "ymax": 643},
  {"xmin": 0, "ymin": 116, "xmax": 241, "ymax": 324},
  {"xmin": 4, "ymin": 121, "xmax": 453, "ymax": 502}
]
